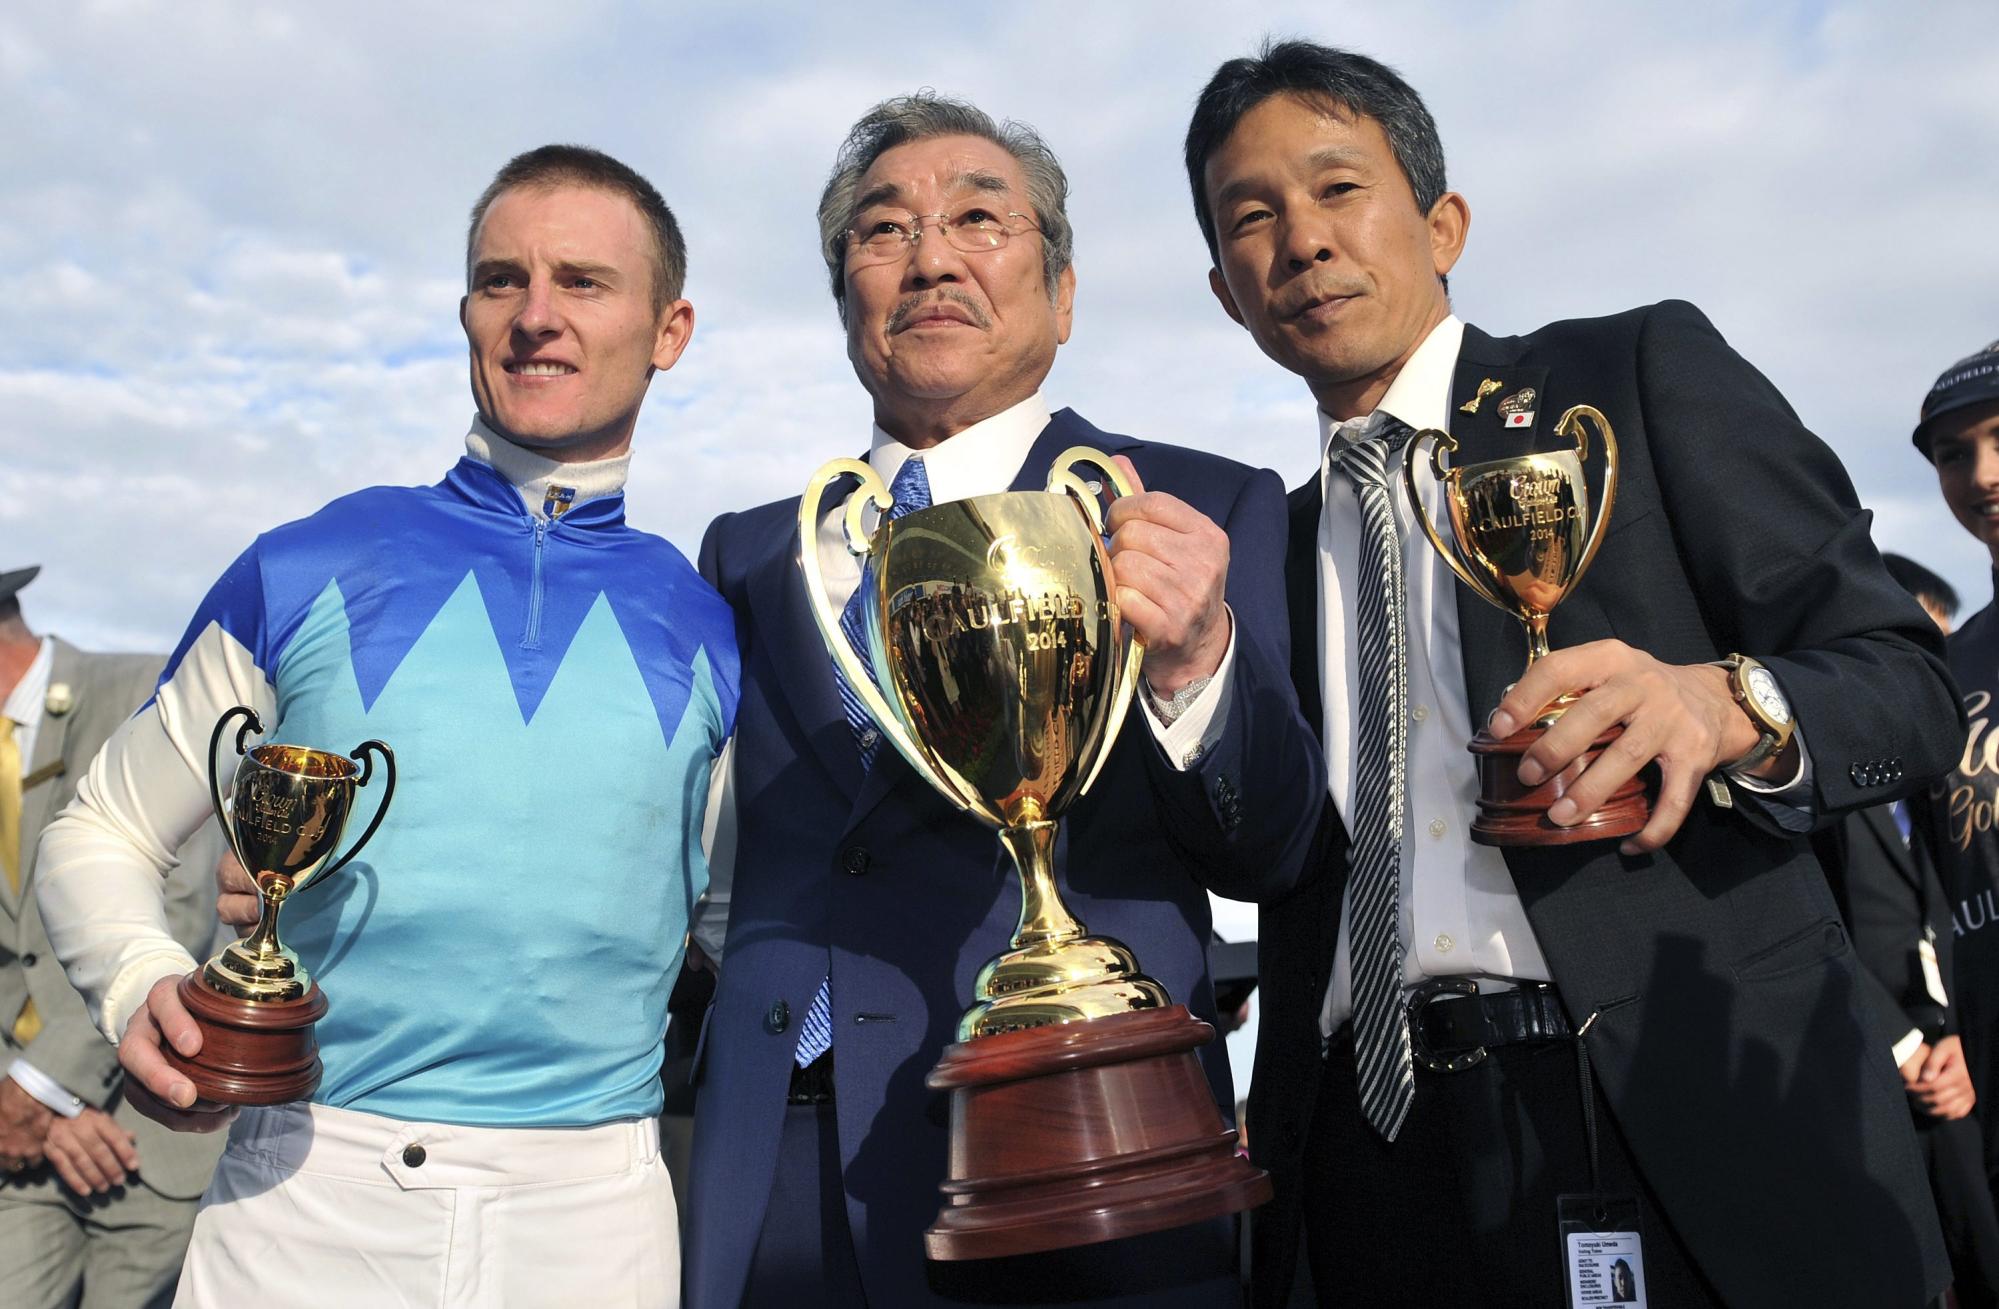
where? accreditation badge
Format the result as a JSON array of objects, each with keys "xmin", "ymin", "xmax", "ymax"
[
  {"xmin": 1559, "ymin": 1194, "xmax": 1646, "ymax": 1306},
  {"xmin": 1919, "ymin": 936, "xmax": 1949, "ymax": 1007}
]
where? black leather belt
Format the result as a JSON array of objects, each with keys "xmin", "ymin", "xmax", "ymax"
[
  {"xmin": 787, "ymin": 1051, "xmax": 835, "ymax": 1104},
  {"xmin": 1406, "ymin": 979, "xmax": 1573, "ymax": 1073}
]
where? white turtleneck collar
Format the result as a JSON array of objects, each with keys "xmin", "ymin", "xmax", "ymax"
[{"xmin": 463, "ymin": 415, "xmax": 632, "ymax": 521}]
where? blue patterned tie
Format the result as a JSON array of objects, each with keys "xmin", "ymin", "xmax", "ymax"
[
  {"xmin": 796, "ymin": 454, "xmax": 932, "ymax": 1068},
  {"xmin": 836, "ymin": 456, "xmax": 932, "ymax": 766},
  {"xmin": 1330, "ymin": 415, "xmax": 1417, "ymax": 1139}
]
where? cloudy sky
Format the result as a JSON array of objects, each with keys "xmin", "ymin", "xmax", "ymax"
[
  {"xmin": 7, "ymin": 0, "xmax": 1996, "ymax": 655},
  {"xmin": 4, "ymin": 0, "xmax": 1993, "ymax": 1089}
]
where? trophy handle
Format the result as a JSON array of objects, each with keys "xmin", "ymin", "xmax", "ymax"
[
  {"xmin": 206, "ymin": 706, "xmax": 262, "ymax": 875},
  {"xmin": 1046, "ymin": 446, "xmax": 1146, "ymax": 800},
  {"xmin": 1402, "ymin": 429, "xmax": 1512, "ymax": 613},
  {"xmin": 318, "ymin": 740, "xmax": 397, "ymax": 881},
  {"xmin": 1554, "ymin": 404, "xmax": 1619, "ymax": 596},
  {"xmin": 796, "ymin": 458, "xmax": 979, "ymax": 815}
]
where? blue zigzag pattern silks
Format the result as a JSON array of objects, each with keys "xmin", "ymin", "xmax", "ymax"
[{"xmin": 153, "ymin": 457, "xmax": 738, "ymax": 748}]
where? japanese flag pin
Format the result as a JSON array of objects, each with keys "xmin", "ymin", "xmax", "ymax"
[{"xmin": 1498, "ymin": 387, "xmax": 1538, "ymax": 430}]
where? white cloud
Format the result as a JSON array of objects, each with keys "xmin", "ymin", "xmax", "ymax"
[{"xmin": 3, "ymin": 0, "xmax": 1996, "ymax": 652}]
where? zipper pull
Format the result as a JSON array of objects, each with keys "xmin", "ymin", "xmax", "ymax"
[{"xmin": 522, "ymin": 517, "xmax": 549, "ymax": 648}]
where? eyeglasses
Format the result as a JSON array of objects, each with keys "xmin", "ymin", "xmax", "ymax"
[{"xmin": 845, "ymin": 206, "xmax": 1042, "ymax": 264}]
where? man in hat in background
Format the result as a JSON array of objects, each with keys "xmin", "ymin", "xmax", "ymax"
[
  {"xmin": 0, "ymin": 565, "xmax": 225, "ymax": 1309},
  {"xmin": 1818, "ymin": 551, "xmax": 1999, "ymax": 1303},
  {"xmin": 1912, "ymin": 342, "xmax": 1999, "ymax": 1205}
]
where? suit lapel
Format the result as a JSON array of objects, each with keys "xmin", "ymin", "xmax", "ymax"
[
  {"xmin": 844, "ymin": 409, "xmax": 1140, "ymax": 832},
  {"xmin": 758, "ymin": 511, "xmax": 867, "ymax": 805},
  {"xmin": 1287, "ymin": 481, "xmax": 1326, "ymax": 740},
  {"xmin": 13, "ymin": 639, "xmax": 79, "ymax": 900},
  {"xmin": 1448, "ymin": 329, "xmax": 1551, "ymax": 721},
  {"xmin": 1002, "ymin": 409, "xmax": 1134, "ymax": 493}
]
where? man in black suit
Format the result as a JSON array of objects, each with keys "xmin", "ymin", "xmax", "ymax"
[
  {"xmin": 1817, "ymin": 553, "xmax": 1999, "ymax": 1306},
  {"xmin": 1164, "ymin": 39, "xmax": 1962, "ymax": 1308},
  {"xmin": 1885, "ymin": 554, "xmax": 1964, "ymax": 638},
  {"xmin": 1910, "ymin": 346, "xmax": 1999, "ymax": 1205}
]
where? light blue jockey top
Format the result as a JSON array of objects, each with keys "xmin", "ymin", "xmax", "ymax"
[{"xmin": 151, "ymin": 455, "xmax": 739, "ymax": 1126}]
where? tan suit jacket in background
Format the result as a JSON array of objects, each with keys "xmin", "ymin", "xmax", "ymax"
[{"xmin": 1, "ymin": 637, "xmax": 225, "ymax": 1200}]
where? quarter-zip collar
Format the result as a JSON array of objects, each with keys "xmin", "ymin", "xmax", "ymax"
[
  {"xmin": 442, "ymin": 456, "xmax": 627, "ymax": 531},
  {"xmin": 463, "ymin": 415, "xmax": 632, "ymax": 524}
]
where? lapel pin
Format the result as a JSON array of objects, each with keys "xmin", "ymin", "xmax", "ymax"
[
  {"xmin": 45, "ymin": 682, "xmax": 74, "ymax": 717},
  {"xmin": 1497, "ymin": 387, "xmax": 1538, "ymax": 429},
  {"xmin": 1459, "ymin": 378, "xmax": 1504, "ymax": 414}
]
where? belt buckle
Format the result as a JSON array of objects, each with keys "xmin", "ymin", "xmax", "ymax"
[{"xmin": 1407, "ymin": 978, "xmax": 1487, "ymax": 1074}]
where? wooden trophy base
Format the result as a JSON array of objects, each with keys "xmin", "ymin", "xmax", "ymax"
[
  {"xmin": 924, "ymin": 1005, "xmax": 1272, "ymax": 1261},
  {"xmin": 160, "ymin": 973, "xmax": 326, "ymax": 1105},
  {"xmin": 1469, "ymin": 722, "xmax": 1651, "ymax": 846}
]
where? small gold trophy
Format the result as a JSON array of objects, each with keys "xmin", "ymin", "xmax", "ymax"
[
  {"xmin": 798, "ymin": 447, "xmax": 1269, "ymax": 1259},
  {"xmin": 1403, "ymin": 405, "xmax": 1650, "ymax": 845},
  {"xmin": 161, "ymin": 706, "xmax": 394, "ymax": 1103}
]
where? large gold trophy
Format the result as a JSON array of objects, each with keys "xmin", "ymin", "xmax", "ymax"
[
  {"xmin": 798, "ymin": 448, "xmax": 1270, "ymax": 1260},
  {"xmin": 161, "ymin": 706, "xmax": 394, "ymax": 1103},
  {"xmin": 1403, "ymin": 405, "xmax": 1649, "ymax": 845}
]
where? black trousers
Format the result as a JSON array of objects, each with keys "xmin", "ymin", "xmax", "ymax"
[
  {"xmin": 1922, "ymin": 1112, "xmax": 1999, "ymax": 1308},
  {"xmin": 1961, "ymin": 1016, "xmax": 1999, "ymax": 1205},
  {"xmin": 1304, "ymin": 1030, "xmax": 1721, "ymax": 1307}
]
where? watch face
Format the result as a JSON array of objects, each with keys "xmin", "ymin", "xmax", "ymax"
[{"xmin": 1746, "ymin": 666, "xmax": 1792, "ymax": 725}]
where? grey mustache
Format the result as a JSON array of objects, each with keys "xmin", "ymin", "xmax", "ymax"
[{"xmin": 888, "ymin": 291, "xmax": 992, "ymax": 334}]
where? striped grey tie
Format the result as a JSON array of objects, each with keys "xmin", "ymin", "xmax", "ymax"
[{"xmin": 1331, "ymin": 415, "xmax": 1416, "ymax": 1140}]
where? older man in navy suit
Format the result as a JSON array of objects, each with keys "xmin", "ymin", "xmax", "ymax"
[{"xmin": 682, "ymin": 94, "xmax": 1321, "ymax": 1308}]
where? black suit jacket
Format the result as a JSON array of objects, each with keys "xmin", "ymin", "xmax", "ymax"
[
  {"xmin": 1194, "ymin": 302, "xmax": 1960, "ymax": 1308},
  {"xmin": 1816, "ymin": 804, "xmax": 1957, "ymax": 1048},
  {"xmin": 683, "ymin": 409, "xmax": 1322, "ymax": 1309}
]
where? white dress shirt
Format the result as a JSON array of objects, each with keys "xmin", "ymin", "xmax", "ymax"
[
  {"xmin": 691, "ymin": 392, "xmax": 1233, "ymax": 959},
  {"xmin": 3, "ymin": 637, "xmax": 53, "ymax": 771},
  {"xmin": 5, "ymin": 635, "xmax": 85, "ymax": 1116},
  {"xmin": 1312, "ymin": 318, "xmax": 1812, "ymax": 1038},
  {"xmin": 1315, "ymin": 318, "xmax": 1546, "ymax": 1036}
]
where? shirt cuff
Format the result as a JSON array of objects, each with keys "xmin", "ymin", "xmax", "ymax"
[
  {"xmin": 689, "ymin": 894, "xmax": 729, "ymax": 963},
  {"xmin": 102, "ymin": 951, "xmax": 201, "ymax": 1044},
  {"xmin": 1727, "ymin": 719, "xmax": 1810, "ymax": 794},
  {"xmin": 1723, "ymin": 723, "xmax": 1815, "ymax": 833},
  {"xmin": 1145, "ymin": 612, "xmax": 1237, "ymax": 771},
  {"xmin": 5, "ymin": 1060, "xmax": 85, "ymax": 1119},
  {"xmin": 1892, "ymin": 1027, "xmax": 1925, "ymax": 1071}
]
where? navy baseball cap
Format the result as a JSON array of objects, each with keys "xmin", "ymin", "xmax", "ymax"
[
  {"xmin": 1915, "ymin": 340, "xmax": 1999, "ymax": 458},
  {"xmin": 0, "ymin": 566, "xmax": 39, "ymax": 604}
]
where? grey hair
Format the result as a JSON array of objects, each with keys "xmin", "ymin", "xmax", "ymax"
[{"xmin": 817, "ymin": 93, "xmax": 1074, "ymax": 323}]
